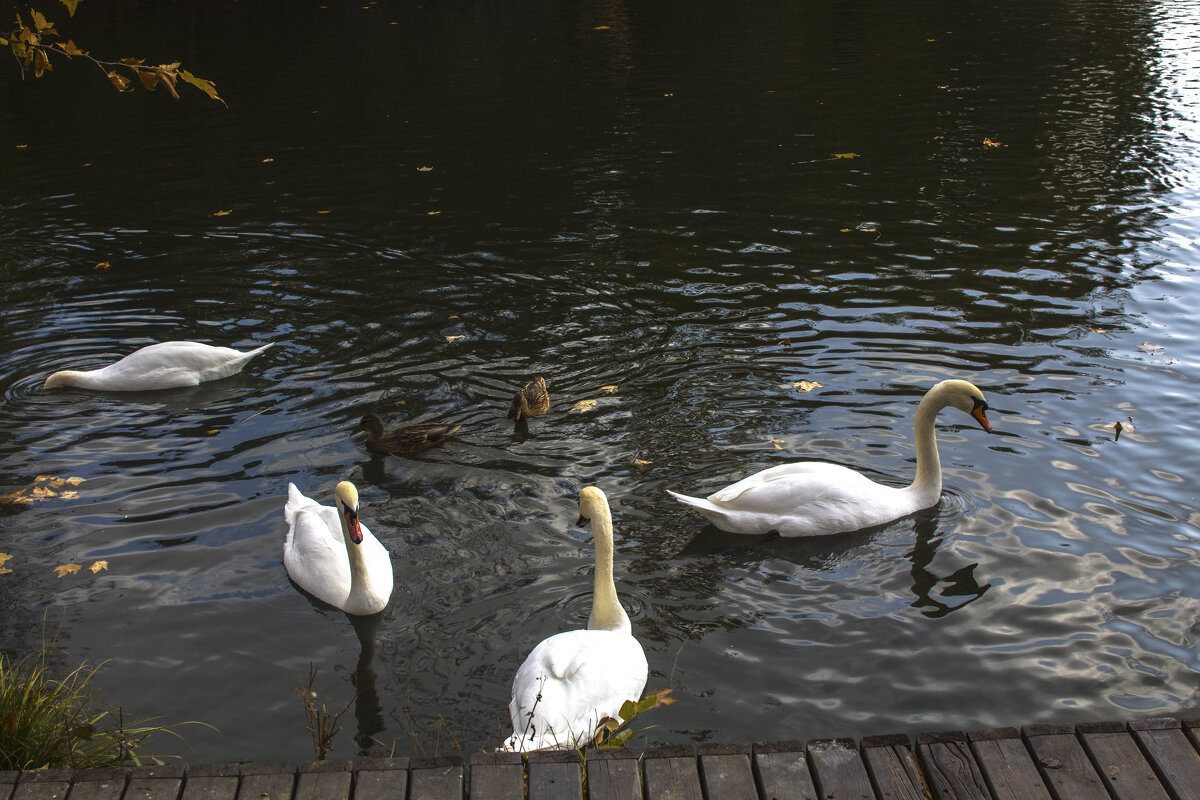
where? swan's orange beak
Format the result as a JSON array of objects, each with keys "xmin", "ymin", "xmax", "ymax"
[
  {"xmin": 971, "ymin": 399, "xmax": 992, "ymax": 433},
  {"xmin": 344, "ymin": 507, "xmax": 363, "ymax": 544}
]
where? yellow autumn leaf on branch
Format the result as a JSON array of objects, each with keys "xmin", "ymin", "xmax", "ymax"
[
  {"xmin": 54, "ymin": 563, "xmax": 82, "ymax": 578},
  {"xmin": 178, "ymin": 68, "xmax": 226, "ymax": 107}
]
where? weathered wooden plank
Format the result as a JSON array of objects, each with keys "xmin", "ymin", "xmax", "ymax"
[
  {"xmin": 752, "ymin": 741, "xmax": 818, "ymax": 800},
  {"xmin": 175, "ymin": 763, "xmax": 239, "ymax": 800},
  {"xmin": 408, "ymin": 756, "xmax": 464, "ymax": 800},
  {"xmin": 60, "ymin": 769, "xmax": 126, "ymax": 800},
  {"xmin": 697, "ymin": 743, "xmax": 756, "ymax": 800},
  {"xmin": 1078, "ymin": 721, "xmax": 1170, "ymax": 800},
  {"xmin": 585, "ymin": 748, "xmax": 641, "ymax": 800},
  {"xmin": 861, "ymin": 733, "xmax": 927, "ymax": 800},
  {"xmin": 527, "ymin": 751, "xmax": 582, "ymax": 800},
  {"xmin": 121, "ymin": 764, "xmax": 185, "ymax": 800},
  {"xmin": 1, "ymin": 772, "xmax": 18, "ymax": 800},
  {"xmin": 1021, "ymin": 723, "xmax": 1109, "ymax": 800},
  {"xmin": 642, "ymin": 746, "xmax": 703, "ymax": 800},
  {"xmin": 354, "ymin": 757, "xmax": 410, "ymax": 800},
  {"xmin": 292, "ymin": 760, "xmax": 352, "ymax": 800},
  {"xmin": 916, "ymin": 731, "xmax": 990, "ymax": 800},
  {"xmin": 12, "ymin": 769, "xmax": 73, "ymax": 800},
  {"xmin": 807, "ymin": 737, "xmax": 874, "ymax": 800},
  {"xmin": 469, "ymin": 752, "xmax": 524, "ymax": 800},
  {"xmin": 967, "ymin": 727, "xmax": 1053, "ymax": 800},
  {"xmin": 1130, "ymin": 718, "xmax": 1200, "ymax": 800},
  {"xmin": 237, "ymin": 762, "xmax": 296, "ymax": 800}
]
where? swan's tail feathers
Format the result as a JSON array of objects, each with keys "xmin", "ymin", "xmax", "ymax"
[
  {"xmin": 283, "ymin": 483, "xmax": 309, "ymax": 525},
  {"xmin": 246, "ymin": 342, "xmax": 274, "ymax": 357},
  {"xmin": 667, "ymin": 489, "xmax": 720, "ymax": 513}
]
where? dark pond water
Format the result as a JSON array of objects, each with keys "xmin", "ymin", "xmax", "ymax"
[{"xmin": 2, "ymin": 0, "xmax": 1198, "ymax": 764}]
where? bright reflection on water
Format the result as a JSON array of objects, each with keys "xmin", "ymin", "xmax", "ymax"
[{"xmin": 1, "ymin": 0, "xmax": 1198, "ymax": 763}]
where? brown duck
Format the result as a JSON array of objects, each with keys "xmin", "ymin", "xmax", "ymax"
[
  {"xmin": 507, "ymin": 376, "xmax": 550, "ymax": 421},
  {"xmin": 353, "ymin": 413, "xmax": 461, "ymax": 455}
]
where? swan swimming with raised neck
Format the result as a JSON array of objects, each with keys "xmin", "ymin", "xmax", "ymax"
[
  {"xmin": 668, "ymin": 379, "xmax": 994, "ymax": 537},
  {"xmin": 43, "ymin": 341, "xmax": 273, "ymax": 391},
  {"xmin": 504, "ymin": 486, "xmax": 648, "ymax": 751},
  {"xmin": 283, "ymin": 481, "xmax": 393, "ymax": 616}
]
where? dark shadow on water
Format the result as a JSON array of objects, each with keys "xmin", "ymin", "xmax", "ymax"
[
  {"xmin": 907, "ymin": 512, "xmax": 991, "ymax": 618},
  {"xmin": 349, "ymin": 610, "xmax": 385, "ymax": 751}
]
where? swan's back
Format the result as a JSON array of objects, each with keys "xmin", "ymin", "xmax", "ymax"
[{"xmin": 506, "ymin": 628, "xmax": 647, "ymax": 751}]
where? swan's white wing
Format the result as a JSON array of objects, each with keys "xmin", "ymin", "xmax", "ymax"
[{"xmin": 507, "ymin": 629, "xmax": 648, "ymax": 751}]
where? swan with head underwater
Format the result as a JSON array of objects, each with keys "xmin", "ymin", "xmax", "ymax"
[
  {"xmin": 283, "ymin": 481, "xmax": 393, "ymax": 616},
  {"xmin": 503, "ymin": 486, "xmax": 648, "ymax": 752},
  {"xmin": 668, "ymin": 379, "xmax": 994, "ymax": 537},
  {"xmin": 43, "ymin": 341, "xmax": 273, "ymax": 391}
]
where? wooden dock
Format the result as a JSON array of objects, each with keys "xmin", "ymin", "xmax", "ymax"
[{"xmin": 4, "ymin": 716, "xmax": 1199, "ymax": 799}]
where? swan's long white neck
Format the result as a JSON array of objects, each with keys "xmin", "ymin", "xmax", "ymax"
[
  {"xmin": 586, "ymin": 499, "xmax": 631, "ymax": 634},
  {"xmin": 44, "ymin": 369, "xmax": 101, "ymax": 389},
  {"xmin": 906, "ymin": 383, "xmax": 951, "ymax": 503},
  {"xmin": 337, "ymin": 501, "xmax": 383, "ymax": 612}
]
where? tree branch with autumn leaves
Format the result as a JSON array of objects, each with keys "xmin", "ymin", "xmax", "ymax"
[{"xmin": 2, "ymin": 0, "xmax": 225, "ymax": 105}]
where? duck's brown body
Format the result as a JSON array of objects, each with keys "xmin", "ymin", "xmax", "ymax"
[
  {"xmin": 353, "ymin": 413, "xmax": 460, "ymax": 455},
  {"xmin": 508, "ymin": 377, "xmax": 550, "ymax": 421}
]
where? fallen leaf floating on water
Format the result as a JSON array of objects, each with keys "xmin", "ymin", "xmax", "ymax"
[
  {"xmin": 211, "ymin": 209, "xmax": 231, "ymax": 217},
  {"xmin": 600, "ymin": 385, "xmax": 619, "ymax": 394},
  {"xmin": 54, "ymin": 564, "xmax": 82, "ymax": 578},
  {"xmin": 1138, "ymin": 341, "xmax": 1164, "ymax": 352},
  {"xmin": 635, "ymin": 458, "xmax": 652, "ymax": 469},
  {"xmin": 772, "ymin": 438, "xmax": 785, "ymax": 450},
  {"xmin": 1, "ymin": 475, "xmax": 86, "ymax": 508},
  {"xmin": 983, "ymin": 137, "xmax": 1004, "ymax": 148},
  {"xmin": 833, "ymin": 152, "xmax": 858, "ymax": 159},
  {"xmin": 93, "ymin": 261, "xmax": 111, "ymax": 271},
  {"xmin": 1090, "ymin": 326, "xmax": 1107, "ymax": 334},
  {"xmin": 571, "ymin": 399, "xmax": 598, "ymax": 412},
  {"xmin": 262, "ymin": 157, "xmax": 275, "ymax": 163},
  {"xmin": 445, "ymin": 334, "xmax": 465, "ymax": 343},
  {"xmin": 1113, "ymin": 417, "xmax": 1135, "ymax": 442},
  {"xmin": 0, "ymin": 553, "xmax": 13, "ymax": 575},
  {"xmin": 417, "ymin": 166, "xmax": 433, "ymax": 172},
  {"xmin": 793, "ymin": 380, "xmax": 823, "ymax": 393},
  {"xmin": 89, "ymin": 560, "xmax": 108, "ymax": 574}
]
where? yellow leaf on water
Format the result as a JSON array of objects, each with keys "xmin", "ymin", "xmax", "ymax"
[
  {"xmin": 983, "ymin": 137, "xmax": 1003, "ymax": 148},
  {"xmin": 212, "ymin": 209, "xmax": 232, "ymax": 216},
  {"xmin": 833, "ymin": 152, "xmax": 858, "ymax": 159},
  {"xmin": 427, "ymin": 210, "xmax": 441, "ymax": 216},
  {"xmin": 417, "ymin": 166, "xmax": 433, "ymax": 172},
  {"xmin": 793, "ymin": 380, "xmax": 823, "ymax": 393},
  {"xmin": 600, "ymin": 385, "xmax": 618, "ymax": 394},
  {"xmin": 571, "ymin": 399, "xmax": 598, "ymax": 412},
  {"xmin": 771, "ymin": 438, "xmax": 785, "ymax": 450},
  {"xmin": 0, "ymin": 568, "xmax": 11, "ymax": 576},
  {"xmin": 207, "ymin": 429, "xmax": 219, "ymax": 435},
  {"xmin": 318, "ymin": 209, "xmax": 332, "ymax": 214},
  {"xmin": 445, "ymin": 334, "xmax": 465, "ymax": 342},
  {"xmin": 59, "ymin": 491, "xmax": 78, "ymax": 500},
  {"xmin": 262, "ymin": 157, "xmax": 275, "ymax": 163},
  {"xmin": 54, "ymin": 564, "xmax": 82, "ymax": 578},
  {"xmin": 594, "ymin": 25, "xmax": 610, "ymax": 30},
  {"xmin": 0, "ymin": 553, "xmax": 13, "ymax": 568},
  {"xmin": 93, "ymin": 261, "xmax": 111, "ymax": 271},
  {"xmin": 89, "ymin": 560, "xmax": 108, "ymax": 574}
]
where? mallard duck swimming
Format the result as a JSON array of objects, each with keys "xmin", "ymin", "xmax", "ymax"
[
  {"xmin": 668, "ymin": 379, "xmax": 994, "ymax": 537},
  {"xmin": 283, "ymin": 481, "xmax": 393, "ymax": 616},
  {"xmin": 504, "ymin": 486, "xmax": 647, "ymax": 751},
  {"xmin": 43, "ymin": 341, "xmax": 273, "ymax": 391},
  {"xmin": 353, "ymin": 413, "xmax": 461, "ymax": 455},
  {"xmin": 508, "ymin": 376, "xmax": 550, "ymax": 421}
]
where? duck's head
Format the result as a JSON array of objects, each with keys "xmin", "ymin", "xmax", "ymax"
[
  {"xmin": 353, "ymin": 414, "xmax": 384, "ymax": 436},
  {"xmin": 333, "ymin": 481, "xmax": 363, "ymax": 544},
  {"xmin": 576, "ymin": 485, "xmax": 609, "ymax": 527},
  {"xmin": 943, "ymin": 380, "xmax": 992, "ymax": 433}
]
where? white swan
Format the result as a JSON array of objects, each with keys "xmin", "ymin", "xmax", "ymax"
[
  {"xmin": 283, "ymin": 482, "xmax": 393, "ymax": 616},
  {"xmin": 43, "ymin": 341, "xmax": 273, "ymax": 391},
  {"xmin": 668, "ymin": 379, "xmax": 993, "ymax": 537},
  {"xmin": 504, "ymin": 486, "xmax": 648, "ymax": 752}
]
